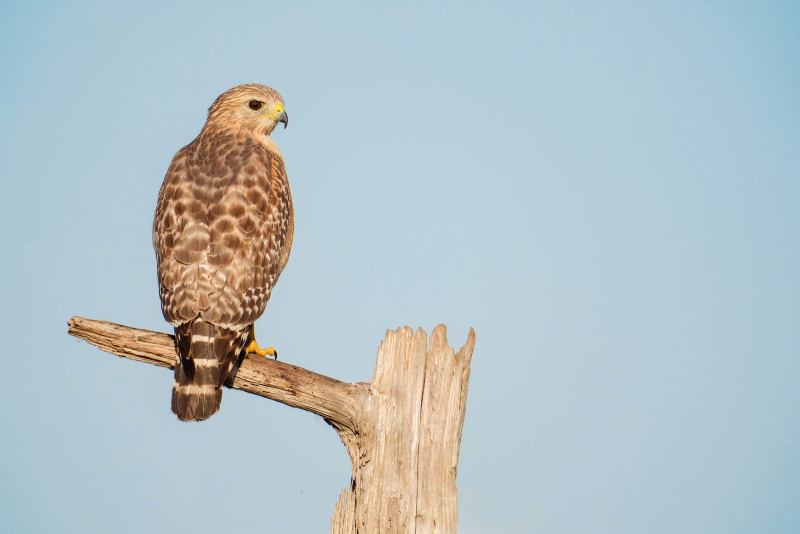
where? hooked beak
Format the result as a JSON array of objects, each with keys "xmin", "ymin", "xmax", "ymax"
[{"xmin": 276, "ymin": 110, "xmax": 288, "ymax": 129}]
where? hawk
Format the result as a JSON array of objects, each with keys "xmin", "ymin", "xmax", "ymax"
[{"xmin": 153, "ymin": 84, "xmax": 292, "ymax": 421}]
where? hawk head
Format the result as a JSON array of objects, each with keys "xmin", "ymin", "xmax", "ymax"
[{"xmin": 206, "ymin": 84, "xmax": 288, "ymax": 135}]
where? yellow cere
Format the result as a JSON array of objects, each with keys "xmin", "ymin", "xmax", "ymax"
[{"xmin": 275, "ymin": 102, "xmax": 284, "ymax": 113}]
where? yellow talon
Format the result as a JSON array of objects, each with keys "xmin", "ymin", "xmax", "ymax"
[{"xmin": 243, "ymin": 324, "xmax": 277, "ymax": 359}]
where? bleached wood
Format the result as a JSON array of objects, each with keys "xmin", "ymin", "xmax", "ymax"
[
  {"xmin": 68, "ymin": 316, "xmax": 475, "ymax": 534},
  {"xmin": 359, "ymin": 327, "xmax": 427, "ymax": 532},
  {"xmin": 331, "ymin": 486, "xmax": 357, "ymax": 534},
  {"xmin": 416, "ymin": 325, "xmax": 474, "ymax": 532}
]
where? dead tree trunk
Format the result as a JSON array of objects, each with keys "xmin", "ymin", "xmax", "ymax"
[{"xmin": 67, "ymin": 317, "xmax": 475, "ymax": 534}]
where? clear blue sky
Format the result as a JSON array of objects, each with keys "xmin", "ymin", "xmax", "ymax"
[{"xmin": 1, "ymin": 1, "xmax": 798, "ymax": 532}]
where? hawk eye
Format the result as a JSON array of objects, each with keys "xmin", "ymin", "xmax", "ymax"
[{"xmin": 248, "ymin": 100, "xmax": 263, "ymax": 110}]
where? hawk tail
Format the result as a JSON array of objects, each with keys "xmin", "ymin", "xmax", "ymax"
[{"xmin": 171, "ymin": 319, "xmax": 246, "ymax": 422}]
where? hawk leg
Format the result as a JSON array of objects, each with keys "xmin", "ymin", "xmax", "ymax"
[{"xmin": 244, "ymin": 324, "xmax": 277, "ymax": 360}]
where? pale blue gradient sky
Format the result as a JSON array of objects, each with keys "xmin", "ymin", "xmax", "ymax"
[{"xmin": 1, "ymin": 1, "xmax": 798, "ymax": 532}]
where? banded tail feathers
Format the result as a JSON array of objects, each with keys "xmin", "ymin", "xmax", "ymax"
[{"xmin": 171, "ymin": 319, "xmax": 247, "ymax": 421}]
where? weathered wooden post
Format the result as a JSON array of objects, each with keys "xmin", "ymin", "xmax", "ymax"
[{"xmin": 68, "ymin": 317, "xmax": 475, "ymax": 533}]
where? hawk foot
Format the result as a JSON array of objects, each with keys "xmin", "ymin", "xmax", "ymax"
[{"xmin": 244, "ymin": 324, "xmax": 278, "ymax": 360}]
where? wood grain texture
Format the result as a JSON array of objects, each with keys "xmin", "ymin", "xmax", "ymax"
[
  {"xmin": 330, "ymin": 325, "xmax": 476, "ymax": 534},
  {"xmin": 416, "ymin": 325, "xmax": 474, "ymax": 532},
  {"xmin": 67, "ymin": 316, "xmax": 475, "ymax": 534},
  {"xmin": 359, "ymin": 327, "xmax": 428, "ymax": 533}
]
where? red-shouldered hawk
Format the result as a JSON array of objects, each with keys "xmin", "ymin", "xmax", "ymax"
[{"xmin": 153, "ymin": 84, "xmax": 292, "ymax": 421}]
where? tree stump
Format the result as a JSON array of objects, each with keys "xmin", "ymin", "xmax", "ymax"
[{"xmin": 67, "ymin": 317, "xmax": 475, "ymax": 533}]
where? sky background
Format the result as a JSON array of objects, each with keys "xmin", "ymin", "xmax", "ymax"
[{"xmin": 1, "ymin": 1, "xmax": 799, "ymax": 532}]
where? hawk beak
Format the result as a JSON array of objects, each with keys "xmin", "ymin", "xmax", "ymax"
[{"xmin": 276, "ymin": 110, "xmax": 288, "ymax": 129}]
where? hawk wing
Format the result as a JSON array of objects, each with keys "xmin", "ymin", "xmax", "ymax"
[
  {"xmin": 154, "ymin": 131, "xmax": 292, "ymax": 329},
  {"xmin": 153, "ymin": 131, "xmax": 293, "ymax": 420}
]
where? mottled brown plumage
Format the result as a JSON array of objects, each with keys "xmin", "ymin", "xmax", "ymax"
[{"xmin": 153, "ymin": 84, "xmax": 293, "ymax": 421}]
